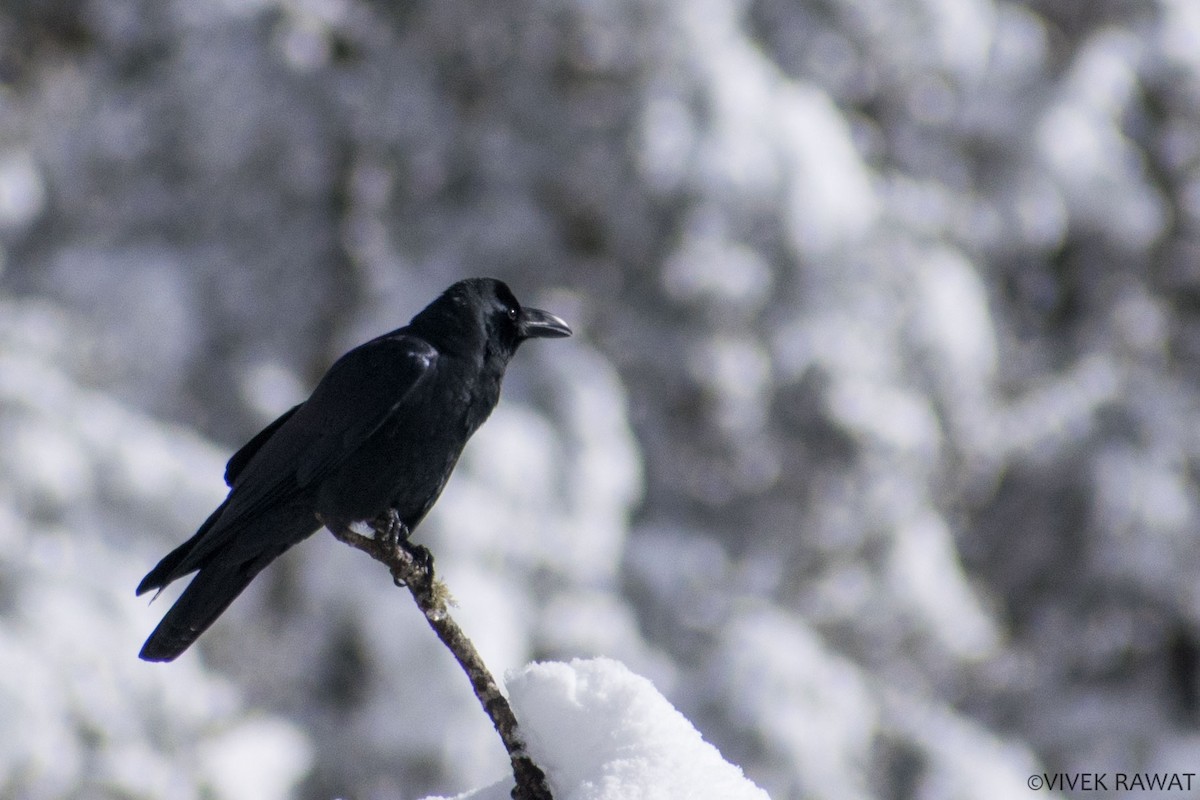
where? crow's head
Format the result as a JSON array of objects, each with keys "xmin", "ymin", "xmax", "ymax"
[{"xmin": 413, "ymin": 278, "xmax": 571, "ymax": 358}]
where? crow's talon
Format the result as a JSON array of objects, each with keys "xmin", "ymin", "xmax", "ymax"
[
  {"xmin": 401, "ymin": 541, "xmax": 435, "ymax": 583},
  {"xmin": 388, "ymin": 543, "xmax": 432, "ymax": 588},
  {"xmin": 371, "ymin": 509, "xmax": 409, "ymax": 552}
]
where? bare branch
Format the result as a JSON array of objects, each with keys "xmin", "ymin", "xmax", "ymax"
[{"xmin": 324, "ymin": 513, "xmax": 553, "ymax": 800}]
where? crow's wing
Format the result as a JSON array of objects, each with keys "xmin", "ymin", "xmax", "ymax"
[
  {"xmin": 231, "ymin": 333, "xmax": 437, "ymax": 516},
  {"xmin": 224, "ymin": 404, "xmax": 301, "ymax": 486},
  {"xmin": 296, "ymin": 335, "xmax": 438, "ymax": 487},
  {"xmin": 173, "ymin": 333, "xmax": 438, "ymax": 573}
]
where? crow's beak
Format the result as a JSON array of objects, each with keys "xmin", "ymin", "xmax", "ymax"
[{"xmin": 518, "ymin": 307, "xmax": 572, "ymax": 339}]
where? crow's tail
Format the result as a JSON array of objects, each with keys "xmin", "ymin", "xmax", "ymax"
[
  {"xmin": 138, "ymin": 500, "xmax": 320, "ymax": 662},
  {"xmin": 137, "ymin": 501, "xmax": 229, "ymax": 598},
  {"xmin": 138, "ymin": 558, "xmax": 265, "ymax": 662}
]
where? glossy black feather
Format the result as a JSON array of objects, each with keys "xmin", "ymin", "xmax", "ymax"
[{"xmin": 224, "ymin": 404, "xmax": 299, "ymax": 486}]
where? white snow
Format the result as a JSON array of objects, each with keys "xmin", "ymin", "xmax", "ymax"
[
  {"xmin": 0, "ymin": 148, "xmax": 46, "ymax": 231},
  {"xmin": 198, "ymin": 718, "xmax": 314, "ymax": 800},
  {"xmin": 704, "ymin": 610, "xmax": 876, "ymax": 800},
  {"xmin": 886, "ymin": 511, "xmax": 1001, "ymax": 660},
  {"xmin": 426, "ymin": 658, "xmax": 769, "ymax": 800}
]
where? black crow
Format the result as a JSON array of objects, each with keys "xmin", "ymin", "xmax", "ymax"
[{"xmin": 137, "ymin": 278, "xmax": 571, "ymax": 662}]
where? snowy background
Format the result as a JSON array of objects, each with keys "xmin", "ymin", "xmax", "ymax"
[{"xmin": 2, "ymin": 0, "xmax": 1199, "ymax": 797}]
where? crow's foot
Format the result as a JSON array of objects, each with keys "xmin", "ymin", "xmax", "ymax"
[
  {"xmin": 368, "ymin": 509, "xmax": 434, "ymax": 588},
  {"xmin": 370, "ymin": 508, "xmax": 409, "ymax": 551},
  {"xmin": 392, "ymin": 541, "xmax": 435, "ymax": 588},
  {"xmin": 401, "ymin": 541, "xmax": 435, "ymax": 580}
]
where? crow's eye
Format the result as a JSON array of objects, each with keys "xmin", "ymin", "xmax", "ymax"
[{"xmin": 506, "ymin": 306, "xmax": 519, "ymax": 322}]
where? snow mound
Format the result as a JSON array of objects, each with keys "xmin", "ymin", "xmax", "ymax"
[{"xmin": 431, "ymin": 658, "xmax": 769, "ymax": 800}]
